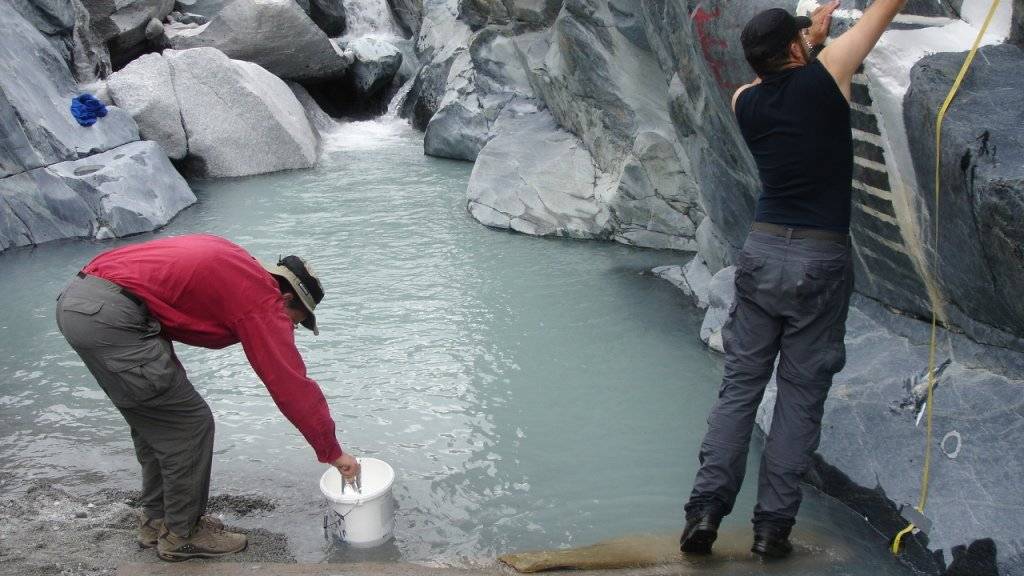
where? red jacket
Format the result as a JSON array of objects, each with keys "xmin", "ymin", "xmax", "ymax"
[{"xmin": 83, "ymin": 234, "xmax": 343, "ymax": 463}]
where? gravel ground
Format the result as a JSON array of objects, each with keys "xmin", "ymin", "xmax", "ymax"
[{"xmin": 0, "ymin": 483, "xmax": 294, "ymax": 576}]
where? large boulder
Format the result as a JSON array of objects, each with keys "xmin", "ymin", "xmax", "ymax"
[
  {"xmin": 467, "ymin": 103, "xmax": 611, "ymax": 238},
  {"xmin": 80, "ymin": 0, "xmax": 175, "ymax": 67},
  {"xmin": 348, "ymin": 36, "xmax": 404, "ymax": 98},
  {"xmin": 308, "ymin": 0, "xmax": 347, "ymax": 36},
  {"xmin": 0, "ymin": 9, "xmax": 138, "ymax": 179},
  {"xmin": 905, "ymin": 43, "xmax": 1024, "ymax": 340},
  {"xmin": 0, "ymin": 141, "xmax": 195, "ymax": 250},
  {"xmin": 165, "ymin": 48, "xmax": 318, "ymax": 177},
  {"xmin": 107, "ymin": 53, "xmax": 188, "ymax": 160},
  {"xmin": 167, "ymin": 0, "xmax": 351, "ymax": 81},
  {"xmin": 388, "ymin": 0, "xmax": 424, "ymax": 37},
  {"xmin": 423, "ymin": 28, "xmax": 535, "ymax": 161}
]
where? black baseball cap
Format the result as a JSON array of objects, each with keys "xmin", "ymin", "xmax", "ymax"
[
  {"xmin": 741, "ymin": 8, "xmax": 812, "ymax": 59},
  {"xmin": 263, "ymin": 255, "xmax": 325, "ymax": 335}
]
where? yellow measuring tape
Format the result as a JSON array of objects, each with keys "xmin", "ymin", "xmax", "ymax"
[{"xmin": 890, "ymin": 0, "xmax": 1002, "ymax": 555}]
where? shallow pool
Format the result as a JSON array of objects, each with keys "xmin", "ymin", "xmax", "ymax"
[{"xmin": 0, "ymin": 119, "xmax": 910, "ymax": 574}]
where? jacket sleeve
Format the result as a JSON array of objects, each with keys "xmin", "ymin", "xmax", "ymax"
[{"xmin": 232, "ymin": 309, "xmax": 343, "ymax": 463}]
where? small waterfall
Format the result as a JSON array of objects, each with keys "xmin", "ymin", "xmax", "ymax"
[
  {"xmin": 342, "ymin": 0, "xmax": 403, "ymax": 40},
  {"xmin": 384, "ymin": 75, "xmax": 415, "ymax": 118}
]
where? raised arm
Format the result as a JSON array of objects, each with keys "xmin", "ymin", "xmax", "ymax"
[{"xmin": 819, "ymin": 0, "xmax": 908, "ymax": 100}]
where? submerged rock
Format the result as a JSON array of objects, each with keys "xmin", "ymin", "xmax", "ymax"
[
  {"xmin": 165, "ymin": 47, "xmax": 319, "ymax": 178},
  {"xmin": 167, "ymin": 0, "xmax": 351, "ymax": 81},
  {"xmin": 107, "ymin": 53, "xmax": 187, "ymax": 160}
]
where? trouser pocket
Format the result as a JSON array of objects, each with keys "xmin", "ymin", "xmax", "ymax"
[{"xmin": 102, "ymin": 339, "xmax": 180, "ymax": 407}]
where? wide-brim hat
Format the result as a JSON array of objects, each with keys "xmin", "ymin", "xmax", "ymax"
[
  {"xmin": 741, "ymin": 8, "xmax": 812, "ymax": 58},
  {"xmin": 262, "ymin": 255, "xmax": 324, "ymax": 335}
]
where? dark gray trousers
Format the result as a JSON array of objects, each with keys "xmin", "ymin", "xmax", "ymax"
[
  {"xmin": 685, "ymin": 230, "xmax": 854, "ymax": 529},
  {"xmin": 56, "ymin": 274, "xmax": 214, "ymax": 537}
]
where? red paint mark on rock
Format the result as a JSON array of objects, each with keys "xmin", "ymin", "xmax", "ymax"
[{"xmin": 692, "ymin": 4, "xmax": 741, "ymax": 93}]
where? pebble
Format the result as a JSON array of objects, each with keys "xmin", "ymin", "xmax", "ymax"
[{"xmin": 75, "ymin": 511, "xmax": 88, "ymax": 519}]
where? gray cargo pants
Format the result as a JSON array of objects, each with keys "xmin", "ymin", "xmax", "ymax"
[
  {"xmin": 684, "ymin": 230, "xmax": 854, "ymax": 529},
  {"xmin": 56, "ymin": 273, "xmax": 214, "ymax": 537}
]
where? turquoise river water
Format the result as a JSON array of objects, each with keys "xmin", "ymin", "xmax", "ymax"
[{"xmin": 0, "ymin": 119, "xmax": 911, "ymax": 574}]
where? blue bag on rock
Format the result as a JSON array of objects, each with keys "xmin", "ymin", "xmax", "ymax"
[{"xmin": 70, "ymin": 94, "xmax": 108, "ymax": 127}]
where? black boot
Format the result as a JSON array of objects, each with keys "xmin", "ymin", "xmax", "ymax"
[
  {"xmin": 679, "ymin": 514, "xmax": 721, "ymax": 554},
  {"xmin": 751, "ymin": 524, "xmax": 793, "ymax": 558}
]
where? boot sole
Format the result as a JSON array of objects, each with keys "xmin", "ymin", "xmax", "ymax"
[
  {"xmin": 138, "ymin": 540, "xmax": 157, "ymax": 549},
  {"xmin": 681, "ymin": 527, "xmax": 718, "ymax": 554},
  {"xmin": 157, "ymin": 541, "xmax": 248, "ymax": 562}
]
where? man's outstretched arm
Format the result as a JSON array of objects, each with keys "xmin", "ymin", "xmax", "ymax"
[{"xmin": 819, "ymin": 0, "xmax": 909, "ymax": 101}]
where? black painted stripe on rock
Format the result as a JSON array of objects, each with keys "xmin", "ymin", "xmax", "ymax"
[
  {"xmin": 851, "ymin": 108, "xmax": 881, "ymax": 135},
  {"xmin": 850, "ymin": 205, "xmax": 905, "ymax": 244},
  {"xmin": 853, "ymin": 187, "xmax": 897, "ymax": 217},
  {"xmin": 851, "ymin": 83, "xmax": 873, "ymax": 107},
  {"xmin": 851, "ymin": 241, "xmax": 928, "ymax": 291},
  {"xmin": 853, "ymin": 139, "xmax": 887, "ymax": 164},
  {"xmin": 853, "ymin": 164, "xmax": 892, "ymax": 191}
]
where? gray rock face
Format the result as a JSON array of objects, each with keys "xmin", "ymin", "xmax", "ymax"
[
  {"xmin": 0, "ymin": 141, "xmax": 196, "ymax": 251},
  {"xmin": 388, "ymin": 0, "xmax": 424, "ymax": 37},
  {"xmin": 0, "ymin": 10, "xmax": 139, "ymax": 179},
  {"xmin": 513, "ymin": 0, "xmax": 563, "ymax": 26},
  {"xmin": 757, "ymin": 295, "xmax": 1024, "ymax": 576},
  {"xmin": 467, "ymin": 104, "xmax": 611, "ymax": 238},
  {"xmin": 348, "ymin": 36, "xmax": 404, "ymax": 98},
  {"xmin": 107, "ymin": 53, "xmax": 187, "ymax": 160},
  {"xmin": 309, "ymin": 0, "xmax": 347, "ymax": 36},
  {"xmin": 167, "ymin": 0, "xmax": 351, "ymax": 81},
  {"xmin": 165, "ymin": 48, "xmax": 318, "ymax": 177},
  {"xmin": 80, "ymin": 0, "xmax": 175, "ymax": 66},
  {"xmin": 698, "ymin": 265, "xmax": 735, "ymax": 353},
  {"xmin": 653, "ymin": 256, "xmax": 712, "ymax": 309},
  {"xmin": 423, "ymin": 27, "xmax": 534, "ymax": 161},
  {"xmin": 905, "ymin": 44, "xmax": 1024, "ymax": 339},
  {"xmin": 1013, "ymin": 0, "xmax": 1023, "ymax": 46}
]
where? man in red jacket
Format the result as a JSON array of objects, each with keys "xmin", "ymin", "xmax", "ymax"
[{"xmin": 56, "ymin": 234, "xmax": 360, "ymax": 562}]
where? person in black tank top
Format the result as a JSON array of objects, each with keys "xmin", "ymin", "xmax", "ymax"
[{"xmin": 680, "ymin": 0, "xmax": 909, "ymax": 559}]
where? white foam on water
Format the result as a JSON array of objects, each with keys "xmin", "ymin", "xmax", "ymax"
[
  {"xmin": 321, "ymin": 117, "xmax": 418, "ymax": 152},
  {"xmin": 340, "ymin": 0, "xmax": 403, "ymax": 41}
]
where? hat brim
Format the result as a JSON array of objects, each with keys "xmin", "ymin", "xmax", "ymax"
[{"xmin": 262, "ymin": 261, "xmax": 319, "ymax": 335}]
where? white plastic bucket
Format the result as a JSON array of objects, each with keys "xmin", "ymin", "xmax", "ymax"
[{"xmin": 319, "ymin": 457, "xmax": 396, "ymax": 547}]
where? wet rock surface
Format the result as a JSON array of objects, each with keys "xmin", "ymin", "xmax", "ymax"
[
  {"xmin": 348, "ymin": 37, "xmax": 404, "ymax": 99},
  {"xmin": 764, "ymin": 295, "xmax": 1024, "ymax": 576},
  {"xmin": 0, "ymin": 483, "xmax": 293, "ymax": 576}
]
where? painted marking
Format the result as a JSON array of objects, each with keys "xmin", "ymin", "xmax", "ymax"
[
  {"xmin": 855, "ymin": 201, "xmax": 899, "ymax": 226},
  {"xmin": 854, "ymin": 156, "xmax": 889, "ymax": 174},
  {"xmin": 850, "ymin": 102, "xmax": 874, "ymax": 115},
  {"xmin": 852, "ymin": 128, "xmax": 884, "ymax": 147},
  {"xmin": 856, "ymin": 224, "xmax": 910, "ymax": 255},
  {"xmin": 853, "ymin": 179, "xmax": 893, "ymax": 200}
]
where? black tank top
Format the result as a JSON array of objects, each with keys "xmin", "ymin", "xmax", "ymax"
[{"xmin": 735, "ymin": 59, "xmax": 852, "ymax": 232}]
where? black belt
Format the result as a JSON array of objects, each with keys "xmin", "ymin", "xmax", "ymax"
[
  {"xmin": 751, "ymin": 222, "xmax": 849, "ymax": 243},
  {"xmin": 77, "ymin": 271, "xmax": 145, "ymax": 307}
]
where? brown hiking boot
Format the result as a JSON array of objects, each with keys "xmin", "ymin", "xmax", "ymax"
[
  {"xmin": 156, "ymin": 517, "xmax": 246, "ymax": 561},
  {"xmin": 137, "ymin": 514, "xmax": 164, "ymax": 549}
]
